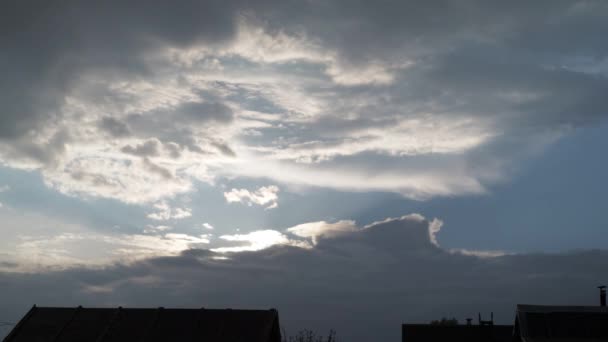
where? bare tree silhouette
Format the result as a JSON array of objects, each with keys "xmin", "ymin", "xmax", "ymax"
[{"xmin": 282, "ymin": 329, "xmax": 336, "ymax": 342}]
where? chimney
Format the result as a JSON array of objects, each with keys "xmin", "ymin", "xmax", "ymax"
[{"xmin": 599, "ymin": 285, "xmax": 606, "ymax": 307}]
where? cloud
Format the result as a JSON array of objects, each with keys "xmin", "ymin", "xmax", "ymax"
[
  {"xmin": 202, "ymin": 223, "xmax": 214, "ymax": 230},
  {"xmin": 1, "ymin": 213, "xmax": 607, "ymax": 342},
  {"xmin": 224, "ymin": 185, "xmax": 280, "ymax": 209},
  {"xmin": 450, "ymin": 248, "xmax": 507, "ymax": 258},
  {"xmin": 178, "ymin": 101, "xmax": 234, "ymax": 123},
  {"xmin": 147, "ymin": 201, "xmax": 192, "ymax": 221},
  {"xmin": 211, "ymin": 141, "xmax": 237, "ymax": 157},
  {"xmin": 213, "ymin": 230, "xmax": 292, "ymax": 253},
  {"xmin": 141, "ymin": 158, "xmax": 173, "ymax": 180},
  {"xmin": 42, "ymin": 156, "xmax": 192, "ymax": 204},
  {"xmin": 4, "ymin": 230, "xmax": 210, "ymax": 271},
  {"xmin": 143, "ymin": 225, "xmax": 172, "ymax": 233},
  {"xmin": 121, "ymin": 139, "xmax": 161, "ymax": 157},
  {"xmin": 287, "ymin": 220, "xmax": 356, "ymax": 245},
  {"xmin": 2, "ymin": 1, "xmax": 608, "ymax": 205},
  {"xmin": 98, "ymin": 117, "xmax": 131, "ymax": 137}
]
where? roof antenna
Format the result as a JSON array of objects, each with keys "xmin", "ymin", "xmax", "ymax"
[{"xmin": 478, "ymin": 312, "xmax": 494, "ymax": 326}]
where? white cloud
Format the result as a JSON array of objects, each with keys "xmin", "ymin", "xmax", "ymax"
[
  {"xmin": 287, "ymin": 220, "xmax": 356, "ymax": 244},
  {"xmin": 450, "ymin": 248, "xmax": 507, "ymax": 258},
  {"xmin": 1, "ymin": 3, "xmax": 606, "ymax": 205},
  {"xmin": 428, "ymin": 218, "xmax": 443, "ymax": 247},
  {"xmin": 147, "ymin": 201, "xmax": 192, "ymax": 221},
  {"xmin": 224, "ymin": 158, "xmax": 487, "ymax": 200},
  {"xmin": 224, "ymin": 185, "xmax": 280, "ymax": 209},
  {"xmin": 202, "ymin": 223, "xmax": 214, "ymax": 230},
  {"xmin": 213, "ymin": 230, "xmax": 291, "ymax": 253},
  {"xmin": 42, "ymin": 155, "xmax": 193, "ymax": 204},
  {"xmin": 7, "ymin": 231, "xmax": 210, "ymax": 271},
  {"xmin": 168, "ymin": 16, "xmax": 401, "ymax": 87},
  {"xmin": 212, "ymin": 214, "xmax": 441, "ymax": 254},
  {"xmin": 0, "ymin": 16, "xmax": 502, "ymax": 203}
]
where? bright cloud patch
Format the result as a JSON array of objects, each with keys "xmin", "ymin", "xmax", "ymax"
[
  {"xmin": 224, "ymin": 185, "xmax": 280, "ymax": 209},
  {"xmin": 213, "ymin": 230, "xmax": 291, "ymax": 253},
  {"xmin": 287, "ymin": 220, "xmax": 357, "ymax": 244}
]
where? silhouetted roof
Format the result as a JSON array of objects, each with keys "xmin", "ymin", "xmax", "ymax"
[
  {"xmin": 3, "ymin": 306, "xmax": 281, "ymax": 342},
  {"xmin": 515, "ymin": 304, "xmax": 608, "ymax": 342},
  {"xmin": 402, "ymin": 324, "xmax": 513, "ymax": 342}
]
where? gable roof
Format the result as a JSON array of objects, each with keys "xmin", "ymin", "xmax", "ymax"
[
  {"xmin": 515, "ymin": 304, "xmax": 608, "ymax": 342},
  {"xmin": 3, "ymin": 306, "xmax": 281, "ymax": 342},
  {"xmin": 402, "ymin": 324, "xmax": 514, "ymax": 342}
]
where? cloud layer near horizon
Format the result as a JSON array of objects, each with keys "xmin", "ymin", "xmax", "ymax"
[
  {"xmin": 2, "ymin": 1, "xmax": 608, "ymax": 205},
  {"xmin": 1, "ymin": 214, "xmax": 606, "ymax": 342}
]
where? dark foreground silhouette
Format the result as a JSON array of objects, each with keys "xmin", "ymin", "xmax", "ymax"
[{"xmin": 3, "ymin": 306, "xmax": 281, "ymax": 342}]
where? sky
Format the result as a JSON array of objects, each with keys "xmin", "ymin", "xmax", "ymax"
[{"xmin": 1, "ymin": 1, "xmax": 608, "ymax": 341}]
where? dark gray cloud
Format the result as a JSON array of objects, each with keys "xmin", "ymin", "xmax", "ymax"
[
  {"xmin": 98, "ymin": 117, "xmax": 131, "ymax": 137},
  {"xmin": 2, "ymin": 1, "xmax": 608, "ymax": 146},
  {"xmin": 179, "ymin": 102, "xmax": 235, "ymax": 124},
  {"xmin": 264, "ymin": 1, "xmax": 607, "ymax": 63},
  {"xmin": 121, "ymin": 140, "xmax": 161, "ymax": 157},
  {"xmin": 164, "ymin": 142, "xmax": 183, "ymax": 159},
  {"xmin": 142, "ymin": 157, "xmax": 173, "ymax": 180},
  {"xmin": 212, "ymin": 141, "xmax": 237, "ymax": 157},
  {"xmin": 1, "ymin": 215, "xmax": 606, "ymax": 342},
  {"xmin": 0, "ymin": 0, "xmax": 242, "ymax": 141},
  {"xmin": 120, "ymin": 100, "xmax": 235, "ymax": 157},
  {"xmin": 0, "ymin": 129, "xmax": 71, "ymax": 167}
]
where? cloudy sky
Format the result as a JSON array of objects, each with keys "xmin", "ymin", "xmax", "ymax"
[{"xmin": 1, "ymin": 1, "xmax": 608, "ymax": 340}]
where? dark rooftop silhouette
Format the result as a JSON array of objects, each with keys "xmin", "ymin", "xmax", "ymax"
[
  {"xmin": 404, "ymin": 286, "xmax": 608, "ymax": 342},
  {"xmin": 3, "ymin": 306, "xmax": 281, "ymax": 342},
  {"xmin": 514, "ymin": 304, "xmax": 608, "ymax": 341}
]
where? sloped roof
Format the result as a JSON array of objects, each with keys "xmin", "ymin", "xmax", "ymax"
[
  {"xmin": 3, "ymin": 306, "xmax": 281, "ymax": 342},
  {"xmin": 515, "ymin": 304, "xmax": 608, "ymax": 342},
  {"xmin": 402, "ymin": 324, "xmax": 514, "ymax": 342}
]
